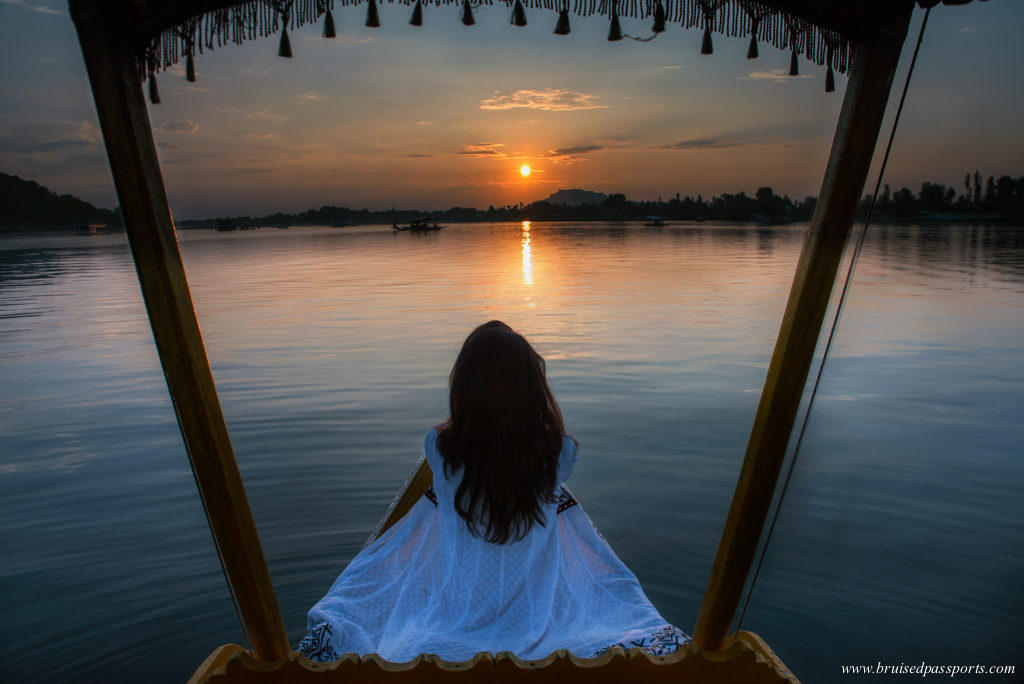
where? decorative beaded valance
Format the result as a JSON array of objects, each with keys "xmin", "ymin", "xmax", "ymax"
[{"xmin": 134, "ymin": 0, "xmax": 984, "ymax": 103}]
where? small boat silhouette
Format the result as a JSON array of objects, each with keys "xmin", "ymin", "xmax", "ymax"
[{"xmin": 393, "ymin": 218, "xmax": 445, "ymax": 232}]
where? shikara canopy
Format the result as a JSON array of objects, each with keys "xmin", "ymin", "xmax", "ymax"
[
  {"xmin": 66, "ymin": 0, "xmax": 988, "ymax": 679},
  {"xmin": 109, "ymin": 0, "xmax": 984, "ymax": 94}
]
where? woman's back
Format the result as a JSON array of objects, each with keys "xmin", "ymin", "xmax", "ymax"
[
  {"xmin": 298, "ymin": 322, "xmax": 687, "ymax": 662},
  {"xmin": 434, "ymin": 321, "xmax": 566, "ymax": 545},
  {"xmin": 300, "ymin": 428, "xmax": 685, "ymax": 663},
  {"xmin": 419, "ymin": 429, "xmax": 579, "ymax": 645}
]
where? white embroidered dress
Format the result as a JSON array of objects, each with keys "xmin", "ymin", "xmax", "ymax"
[{"xmin": 299, "ymin": 430, "xmax": 688, "ymax": 663}]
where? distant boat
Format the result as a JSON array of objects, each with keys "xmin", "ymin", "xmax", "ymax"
[
  {"xmin": 643, "ymin": 217, "xmax": 667, "ymax": 227},
  {"xmin": 393, "ymin": 219, "xmax": 445, "ymax": 232},
  {"xmin": 75, "ymin": 222, "xmax": 115, "ymax": 235},
  {"xmin": 330, "ymin": 219, "xmax": 353, "ymax": 227}
]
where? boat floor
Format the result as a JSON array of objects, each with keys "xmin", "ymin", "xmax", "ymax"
[{"xmin": 190, "ymin": 630, "xmax": 799, "ymax": 683}]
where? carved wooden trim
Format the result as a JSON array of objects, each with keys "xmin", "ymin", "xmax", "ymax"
[{"xmin": 190, "ymin": 631, "xmax": 798, "ymax": 683}]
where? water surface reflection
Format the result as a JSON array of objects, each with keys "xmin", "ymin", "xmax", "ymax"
[{"xmin": 1, "ymin": 222, "xmax": 1021, "ymax": 682}]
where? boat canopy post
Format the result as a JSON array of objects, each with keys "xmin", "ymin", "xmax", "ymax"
[
  {"xmin": 69, "ymin": 0, "xmax": 291, "ymax": 661},
  {"xmin": 693, "ymin": 2, "xmax": 915, "ymax": 651}
]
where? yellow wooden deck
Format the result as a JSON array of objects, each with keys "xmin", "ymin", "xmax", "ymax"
[{"xmin": 190, "ymin": 631, "xmax": 798, "ymax": 683}]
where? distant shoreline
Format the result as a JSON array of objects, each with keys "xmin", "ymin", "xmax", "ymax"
[
  {"xmin": 5, "ymin": 171, "xmax": 1022, "ymax": 231},
  {"xmin": 4, "ymin": 215, "xmax": 1020, "ymax": 235}
]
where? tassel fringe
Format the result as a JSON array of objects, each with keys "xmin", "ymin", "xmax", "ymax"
[
  {"xmin": 367, "ymin": 0, "xmax": 380, "ymax": 27},
  {"xmin": 701, "ymin": 25, "xmax": 712, "ymax": 54},
  {"xmin": 554, "ymin": 8, "xmax": 570, "ymax": 34},
  {"xmin": 148, "ymin": 72, "xmax": 160, "ymax": 104},
  {"xmin": 462, "ymin": 0, "xmax": 475, "ymax": 26},
  {"xmin": 512, "ymin": 0, "xmax": 527, "ymax": 26},
  {"xmin": 140, "ymin": 0, "xmax": 852, "ymax": 92},
  {"xmin": 323, "ymin": 9, "xmax": 336, "ymax": 37},
  {"xmin": 185, "ymin": 53, "xmax": 196, "ymax": 81},
  {"xmin": 607, "ymin": 1, "xmax": 622, "ymax": 41},
  {"xmin": 278, "ymin": 26, "xmax": 292, "ymax": 57},
  {"xmin": 652, "ymin": 1, "xmax": 666, "ymax": 34}
]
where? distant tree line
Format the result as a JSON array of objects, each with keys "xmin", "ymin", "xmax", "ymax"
[
  {"xmin": 201, "ymin": 174, "xmax": 1024, "ymax": 228},
  {"xmin": 5, "ymin": 169, "xmax": 1023, "ymax": 230},
  {"xmin": 194, "ymin": 186, "xmax": 818, "ymax": 228},
  {"xmin": 868, "ymin": 171, "xmax": 1024, "ymax": 218}
]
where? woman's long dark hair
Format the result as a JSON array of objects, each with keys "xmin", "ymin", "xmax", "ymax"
[{"xmin": 436, "ymin": 321, "xmax": 565, "ymax": 544}]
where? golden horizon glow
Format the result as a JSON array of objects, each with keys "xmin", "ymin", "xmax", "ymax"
[{"xmin": 520, "ymin": 165, "xmax": 531, "ymax": 177}]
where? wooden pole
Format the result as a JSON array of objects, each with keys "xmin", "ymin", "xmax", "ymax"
[
  {"xmin": 693, "ymin": 4, "xmax": 915, "ymax": 651},
  {"xmin": 374, "ymin": 459, "xmax": 433, "ymax": 541},
  {"xmin": 69, "ymin": 1, "xmax": 291, "ymax": 661}
]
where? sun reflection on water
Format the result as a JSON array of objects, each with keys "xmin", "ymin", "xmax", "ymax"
[{"xmin": 521, "ymin": 221, "xmax": 533, "ymax": 286}]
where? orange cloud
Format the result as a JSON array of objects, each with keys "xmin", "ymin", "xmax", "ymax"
[
  {"xmin": 159, "ymin": 119, "xmax": 200, "ymax": 134},
  {"xmin": 541, "ymin": 145, "xmax": 603, "ymax": 164},
  {"xmin": 458, "ymin": 142, "xmax": 507, "ymax": 158},
  {"xmin": 480, "ymin": 89, "xmax": 606, "ymax": 111}
]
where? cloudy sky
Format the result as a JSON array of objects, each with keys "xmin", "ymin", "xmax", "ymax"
[{"xmin": 1, "ymin": 0, "xmax": 1021, "ymax": 218}]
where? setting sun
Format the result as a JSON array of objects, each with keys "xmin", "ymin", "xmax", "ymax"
[{"xmin": 520, "ymin": 165, "xmax": 531, "ymax": 177}]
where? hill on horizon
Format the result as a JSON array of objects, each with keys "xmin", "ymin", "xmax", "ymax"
[
  {"xmin": 0, "ymin": 172, "xmax": 115, "ymax": 229},
  {"xmin": 542, "ymin": 188, "xmax": 608, "ymax": 207}
]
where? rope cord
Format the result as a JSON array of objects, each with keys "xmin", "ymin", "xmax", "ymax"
[
  {"xmin": 733, "ymin": 6, "xmax": 932, "ymax": 638},
  {"xmin": 181, "ymin": 441, "xmax": 255, "ymax": 654}
]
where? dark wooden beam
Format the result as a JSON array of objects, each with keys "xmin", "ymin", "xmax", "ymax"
[
  {"xmin": 69, "ymin": 0, "xmax": 291, "ymax": 661},
  {"xmin": 692, "ymin": 2, "xmax": 915, "ymax": 651}
]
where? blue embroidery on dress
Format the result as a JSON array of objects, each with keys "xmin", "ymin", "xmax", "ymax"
[
  {"xmin": 298, "ymin": 621, "xmax": 341, "ymax": 662},
  {"xmin": 592, "ymin": 625, "xmax": 690, "ymax": 657}
]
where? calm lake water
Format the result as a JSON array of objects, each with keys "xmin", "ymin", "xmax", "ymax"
[{"xmin": 1, "ymin": 222, "xmax": 1022, "ymax": 682}]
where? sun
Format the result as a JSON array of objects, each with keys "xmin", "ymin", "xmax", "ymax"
[{"xmin": 520, "ymin": 165, "xmax": 531, "ymax": 177}]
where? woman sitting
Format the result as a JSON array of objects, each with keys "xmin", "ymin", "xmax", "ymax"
[{"xmin": 299, "ymin": 320, "xmax": 688, "ymax": 663}]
